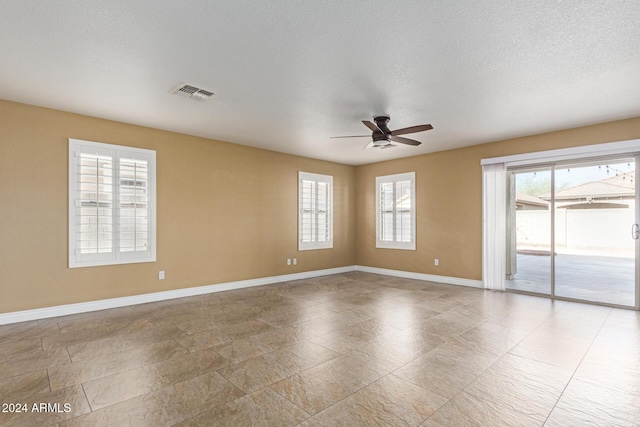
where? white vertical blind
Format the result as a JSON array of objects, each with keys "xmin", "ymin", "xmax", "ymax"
[
  {"xmin": 376, "ymin": 172, "xmax": 416, "ymax": 250},
  {"xmin": 299, "ymin": 172, "xmax": 333, "ymax": 250},
  {"xmin": 482, "ymin": 162, "xmax": 506, "ymax": 290},
  {"xmin": 69, "ymin": 139, "xmax": 156, "ymax": 268}
]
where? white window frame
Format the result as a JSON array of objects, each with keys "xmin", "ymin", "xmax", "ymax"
[
  {"xmin": 298, "ymin": 171, "xmax": 333, "ymax": 251},
  {"xmin": 69, "ymin": 138, "xmax": 156, "ymax": 268},
  {"xmin": 376, "ymin": 172, "xmax": 416, "ymax": 250}
]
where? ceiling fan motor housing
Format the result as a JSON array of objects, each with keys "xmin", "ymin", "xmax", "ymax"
[
  {"xmin": 372, "ymin": 115, "xmax": 392, "ymax": 145},
  {"xmin": 373, "ymin": 115, "xmax": 392, "ymax": 134}
]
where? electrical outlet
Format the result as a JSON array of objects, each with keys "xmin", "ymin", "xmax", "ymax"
[
  {"xmin": 293, "ymin": 258, "xmax": 297, "ymax": 265},
  {"xmin": 434, "ymin": 259, "xmax": 439, "ymax": 266},
  {"xmin": 287, "ymin": 259, "xmax": 291, "ymax": 266},
  {"xmin": 159, "ymin": 271, "xmax": 165, "ymax": 280}
]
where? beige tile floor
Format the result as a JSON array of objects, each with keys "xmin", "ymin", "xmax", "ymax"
[{"xmin": 1, "ymin": 272, "xmax": 639, "ymax": 426}]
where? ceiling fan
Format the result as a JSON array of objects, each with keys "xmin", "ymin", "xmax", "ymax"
[{"xmin": 331, "ymin": 115, "xmax": 433, "ymax": 150}]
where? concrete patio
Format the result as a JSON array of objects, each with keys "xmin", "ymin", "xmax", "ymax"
[{"xmin": 506, "ymin": 253, "xmax": 636, "ymax": 307}]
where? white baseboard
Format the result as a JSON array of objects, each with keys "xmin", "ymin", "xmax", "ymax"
[
  {"xmin": 0, "ymin": 266, "xmax": 356, "ymax": 325},
  {"xmin": 0, "ymin": 265, "xmax": 482, "ymax": 325},
  {"xmin": 355, "ymin": 265, "xmax": 484, "ymax": 289}
]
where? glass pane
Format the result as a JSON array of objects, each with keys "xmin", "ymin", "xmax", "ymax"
[
  {"xmin": 554, "ymin": 159, "xmax": 635, "ymax": 306},
  {"xmin": 506, "ymin": 168, "xmax": 552, "ymax": 295}
]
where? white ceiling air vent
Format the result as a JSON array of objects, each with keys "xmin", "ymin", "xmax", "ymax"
[{"xmin": 171, "ymin": 83, "xmax": 214, "ymax": 101}]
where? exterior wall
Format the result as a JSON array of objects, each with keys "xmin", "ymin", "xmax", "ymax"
[
  {"xmin": 515, "ymin": 210, "xmax": 552, "ymax": 251},
  {"xmin": 555, "ymin": 206, "xmax": 634, "ymax": 256},
  {"xmin": 516, "ymin": 207, "xmax": 635, "ymax": 256},
  {"xmin": 0, "ymin": 100, "xmax": 356, "ymax": 313}
]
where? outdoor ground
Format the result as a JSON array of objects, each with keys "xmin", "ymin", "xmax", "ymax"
[{"xmin": 506, "ymin": 254, "xmax": 635, "ymax": 307}]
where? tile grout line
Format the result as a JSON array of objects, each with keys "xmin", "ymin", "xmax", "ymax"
[
  {"xmin": 540, "ymin": 306, "xmax": 613, "ymax": 426},
  {"xmin": 273, "ymin": 294, "xmax": 492, "ymax": 424},
  {"xmin": 80, "ymin": 382, "xmax": 93, "ymax": 413},
  {"xmin": 3, "ymin": 273, "xmax": 633, "ymax": 426},
  {"xmin": 264, "ymin": 340, "xmax": 418, "ymax": 423},
  {"xmin": 420, "ymin": 300, "xmax": 573, "ymax": 424}
]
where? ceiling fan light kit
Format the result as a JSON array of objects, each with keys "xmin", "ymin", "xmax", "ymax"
[{"xmin": 332, "ymin": 115, "xmax": 433, "ymax": 150}]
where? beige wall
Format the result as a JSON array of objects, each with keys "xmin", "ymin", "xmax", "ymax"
[
  {"xmin": 2, "ymin": 98, "xmax": 639, "ymax": 314},
  {"xmin": 355, "ymin": 117, "xmax": 640, "ymax": 280},
  {"xmin": 0, "ymin": 100, "xmax": 356, "ymax": 313}
]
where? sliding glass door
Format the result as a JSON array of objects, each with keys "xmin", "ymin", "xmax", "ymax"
[
  {"xmin": 553, "ymin": 158, "xmax": 636, "ymax": 306},
  {"xmin": 506, "ymin": 156, "xmax": 638, "ymax": 308}
]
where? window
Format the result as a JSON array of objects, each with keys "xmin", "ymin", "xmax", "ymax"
[
  {"xmin": 299, "ymin": 172, "xmax": 333, "ymax": 250},
  {"xmin": 69, "ymin": 138, "xmax": 156, "ymax": 268},
  {"xmin": 376, "ymin": 172, "xmax": 416, "ymax": 250}
]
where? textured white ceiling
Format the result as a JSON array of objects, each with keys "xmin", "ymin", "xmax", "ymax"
[{"xmin": 1, "ymin": 1, "xmax": 639, "ymax": 165}]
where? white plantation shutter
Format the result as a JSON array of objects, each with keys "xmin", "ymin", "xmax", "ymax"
[
  {"xmin": 380, "ymin": 182, "xmax": 394, "ymax": 242},
  {"xmin": 76, "ymin": 147, "xmax": 114, "ymax": 259},
  {"xmin": 395, "ymin": 180, "xmax": 413, "ymax": 243},
  {"xmin": 69, "ymin": 139, "xmax": 156, "ymax": 268},
  {"xmin": 299, "ymin": 172, "xmax": 333, "ymax": 250},
  {"xmin": 376, "ymin": 172, "xmax": 416, "ymax": 250},
  {"xmin": 118, "ymin": 155, "xmax": 149, "ymax": 255}
]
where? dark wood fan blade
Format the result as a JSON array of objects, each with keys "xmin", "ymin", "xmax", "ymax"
[
  {"xmin": 390, "ymin": 135, "xmax": 421, "ymax": 146},
  {"xmin": 391, "ymin": 124, "xmax": 433, "ymax": 136},
  {"xmin": 330, "ymin": 135, "xmax": 371, "ymax": 139},
  {"xmin": 362, "ymin": 121, "xmax": 380, "ymax": 133},
  {"xmin": 362, "ymin": 141, "xmax": 374, "ymax": 150}
]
